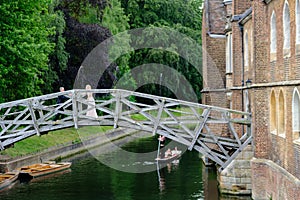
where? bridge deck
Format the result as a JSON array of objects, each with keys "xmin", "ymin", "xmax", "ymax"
[{"xmin": 0, "ymin": 89, "xmax": 252, "ymax": 171}]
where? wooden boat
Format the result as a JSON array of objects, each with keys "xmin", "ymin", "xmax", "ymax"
[
  {"xmin": 18, "ymin": 162, "xmax": 71, "ymax": 178},
  {"xmin": 0, "ymin": 171, "xmax": 19, "ymax": 191},
  {"xmin": 155, "ymin": 150, "xmax": 182, "ymax": 163}
]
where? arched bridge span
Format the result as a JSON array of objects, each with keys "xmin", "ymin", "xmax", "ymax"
[{"xmin": 0, "ymin": 89, "xmax": 252, "ymax": 171}]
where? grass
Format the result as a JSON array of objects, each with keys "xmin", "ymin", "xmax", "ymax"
[
  {"xmin": 130, "ymin": 107, "xmax": 203, "ymax": 121},
  {"xmin": 0, "ymin": 126, "xmax": 113, "ymax": 158}
]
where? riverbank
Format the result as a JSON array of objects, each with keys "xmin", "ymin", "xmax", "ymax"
[{"xmin": 0, "ymin": 127, "xmax": 150, "ymax": 172}]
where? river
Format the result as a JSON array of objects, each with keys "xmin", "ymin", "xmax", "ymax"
[{"xmin": 0, "ymin": 134, "xmax": 251, "ymax": 200}]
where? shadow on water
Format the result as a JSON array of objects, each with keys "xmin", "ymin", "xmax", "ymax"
[
  {"xmin": 0, "ymin": 132, "xmax": 252, "ymax": 200},
  {"xmin": 202, "ymin": 165, "xmax": 252, "ymax": 200}
]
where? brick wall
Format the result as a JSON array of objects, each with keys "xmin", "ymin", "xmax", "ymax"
[
  {"xmin": 207, "ymin": 0, "xmax": 226, "ymax": 34},
  {"xmin": 266, "ymin": 0, "xmax": 299, "ymax": 82},
  {"xmin": 203, "ymin": 0, "xmax": 300, "ymax": 198},
  {"xmin": 252, "ymin": 0, "xmax": 268, "ymax": 84},
  {"xmin": 202, "ymin": 0, "xmax": 228, "ymax": 136},
  {"xmin": 232, "ymin": 21, "xmax": 243, "ymax": 87},
  {"xmin": 233, "ymin": 0, "xmax": 252, "ymax": 15},
  {"xmin": 202, "ymin": 0, "xmax": 226, "ymax": 93},
  {"xmin": 203, "ymin": 37, "xmax": 226, "ymax": 90},
  {"xmin": 202, "ymin": 0, "xmax": 226, "ymax": 90},
  {"xmin": 268, "ymin": 86, "xmax": 300, "ymax": 177},
  {"xmin": 252, "ymin": 158, "xmax": 300, "ymax": 200}
]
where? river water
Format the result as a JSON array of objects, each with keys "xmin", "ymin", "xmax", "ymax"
[{"xmin": 0, "ymin": 134, "xmax": 251, "ymax": 200}]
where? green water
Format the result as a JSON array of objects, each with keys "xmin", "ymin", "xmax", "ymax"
[{"xmin": 0, "ymin": 135, "xmax": 251, "ymax": 200}]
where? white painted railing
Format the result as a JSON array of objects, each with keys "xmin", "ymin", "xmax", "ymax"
[{"xmin": 0, "ymin": 89, "xmax": 252, "ymax": 170}]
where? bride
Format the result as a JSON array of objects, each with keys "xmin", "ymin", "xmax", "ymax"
[{"xmin": 85, "ymin": 84, "xmax": 98, "ymax": 118}]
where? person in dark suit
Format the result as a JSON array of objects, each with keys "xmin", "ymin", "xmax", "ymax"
[{"xmin": 54, "ymin": 87, "xmax": 69, "ymax": 121}]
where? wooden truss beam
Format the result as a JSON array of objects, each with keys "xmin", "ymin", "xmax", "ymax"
[{"xmin": 0, "ymin": 89, "xmax": 252, "ymax": 171}]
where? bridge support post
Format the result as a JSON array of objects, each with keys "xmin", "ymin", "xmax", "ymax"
[
  {"xmin": 114, "ymin": 92, "xmax": 122, "ymax": 129},
  {"xmin": 152, "ymin": 99, "xmax": 165, "ymax": 135},
  {"xmin": 72, "ymin": 91, "xmax": 78, "ymax": 129},
  {"xmin": 217, "ymin": 145, "xmax": 253, "ymax": 196},
  {"xmin": 28, "ymin": 100, "xmax": 40, "ymax": 136}
]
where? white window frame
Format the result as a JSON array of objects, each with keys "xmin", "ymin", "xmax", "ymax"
[
  {"xmin": 283, "ymin": 1, "xmax": 291, "ymax": 50},
  {"xmin": 226, "ymin": 32, "xmax": 233, "ymax": 73},
  {"xmin": 270, "ymin": 11, "xmax": 277, "ymax": 53},
  {"xmin": 278, "ymin": 90, "xmax": 285, "ymax": 137},
  {"xmin": 244, "ymin": 31, "xmax": 249, "ymax": 68},
  {"xmin": 296, "ymin": 0, "xmax": 300, "ymax": 44},
  {"xmin": 293, "ymin": 88, "xmax": 300, "ymax": 133},
  {"xmin": 270, "ymin": 91, "xmax": 277, "ymax": 134}
]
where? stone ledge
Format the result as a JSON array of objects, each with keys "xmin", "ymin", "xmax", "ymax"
[
  {"xmin": 251, "ymin": 158, "xmax": 300, "ymax": 200},
  {"xmin": 251, "ymin": 158, "xmax": 300, "ymax": 185},
  {"xmin": 220, "ymin": 188, "xmax": 251, "ymax": 195}
]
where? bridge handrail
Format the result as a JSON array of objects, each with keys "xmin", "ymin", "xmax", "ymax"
[
  {"xmin": 0, "ymin": 89, "xmax": 251, "ymax": 116},
  {"xmin": 0, "ymin": 89, "xmax": 252, "ymax": 171}
]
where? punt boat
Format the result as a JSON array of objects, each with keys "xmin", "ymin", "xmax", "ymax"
[
  {"xmin": 18, "ymin": 162, "xmax": 71, "ymax": 178},
  {"xmin": 0, "ymin": 171, "xmax": 19, "ymax": 191}
]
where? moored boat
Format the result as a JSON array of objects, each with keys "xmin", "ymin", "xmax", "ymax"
[
  {"xmin": 18, "ymin": 162, "xmax": 72, "ymax": 178},
  {"xmin": 0, "ymin": 171, "xmax": 19, "ymax": 191}
]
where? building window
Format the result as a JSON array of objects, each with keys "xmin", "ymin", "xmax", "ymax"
[
  {"xmin": 278, "ymin": 90, "xmax": 285, "ymax": 136},
  {"xmin": 244, "ymin": 90, "xmax": 250, "ymax": 113},
  {"xmin": 283, "ymin": 1, "xmax": 291, "ymax": 50},
  {"xmin": 270, "ymin": 91, "xmax": 277, "ymax": 134},
  {"xmin": 244, "ymin": 31, "xmax": 249, "ymax": 70},
  {"xmin": 293, "ymin": 88, "xmax": 300, "ymax": 140},
  {"xmin": 296, "ymin": 0, "xmax": 300, "ymax": 44},
  {"xmin": 226, "ymin": 32, "xmax": 233, "ymax": 73},
  {"xmin": 270, "ymin": 11, "xmax": 277, "ymax": 53}
]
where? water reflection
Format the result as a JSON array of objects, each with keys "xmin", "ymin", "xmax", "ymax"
[
  {"xmin": 157, "ymin": 160, "xmax": 180, "ymax": 193},
  {"xmin": 203, "ymin": 165, "xmax": 219, "ymax": 200}
]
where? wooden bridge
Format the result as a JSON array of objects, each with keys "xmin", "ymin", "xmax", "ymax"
[{"xmin": 0, "ymin": 89, "xmax": 252, "ymax": 171}]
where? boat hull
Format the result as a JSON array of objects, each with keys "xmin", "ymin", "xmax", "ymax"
[
  {"xmin": 0, "ymin": 172, "xmax": 19, "ymax": 191},
  {"xmin": 155, "ymin": 153, "xmax": 181, "ymax": 163},
  {"xmin": 19, "ymin": 162, "xmax": 72, "ymax": 179}
]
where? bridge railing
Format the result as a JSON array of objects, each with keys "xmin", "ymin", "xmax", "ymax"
[{"xmin": 0, "ymin": 89, "xmax": 252, "ymax": 170}]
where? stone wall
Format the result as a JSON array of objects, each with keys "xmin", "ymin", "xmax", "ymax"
[{"xmin": 218, "ymin": 145, "xmax": 253, "ymax": 195}]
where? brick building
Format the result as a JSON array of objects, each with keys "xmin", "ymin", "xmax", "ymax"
[{"xmin": 202, "ymin": 0, "xmax": 300, "ymax": 199}]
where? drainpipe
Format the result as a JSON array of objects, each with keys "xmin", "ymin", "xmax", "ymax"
[{"xmin": 239, "ymin": 23, "xmax": 245, "ymax": 136}]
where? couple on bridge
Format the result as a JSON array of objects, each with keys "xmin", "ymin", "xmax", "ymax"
[{"xmin": 54, "ymin": 85, "xmax": 98, "ymax": 121}]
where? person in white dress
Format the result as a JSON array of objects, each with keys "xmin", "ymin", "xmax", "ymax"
[{"xmin": 85, "ymin": 84, "xmax": 98, "ymax": 118}]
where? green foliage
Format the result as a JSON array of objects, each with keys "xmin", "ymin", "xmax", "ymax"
[
  {"xmin": 47, "ymin": 0, "xmax": 69, "ymax": 94},
  {"xmin": 101, "ymin": 0, "xmax": 136, "ymax": 90},
  {"xmin": 0, "ymin": 0, "xmax": 56, "ymax": 102},
  {"xmin": 0, "ymin": 0, "xmax": 203, "ymax": 104},
  {"xmin": 78, "ymin": 3, "xmax": 100, "ymax": 24},
  {"xmin": 62, "ymin": 0, "xmax": 91, "ymax": 19},
  {"xmin": 119, "ymin": 0, "xmax": 203, "ymax": 102}
]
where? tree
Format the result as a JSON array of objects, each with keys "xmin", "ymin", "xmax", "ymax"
[
  {"xmin": 0, "ymin": 0, "xmax": 56, "ymax": 102},
  {"xmin": 47, "ymin": 0, "xmax": 69, "ymax": 93},
  {"xmin": 119, "ymin": 0, "xmax": 203, "ymax": 102},
  {"xmin": 101, "ymin": 0, "xmax": 136, "ymax": 90}
]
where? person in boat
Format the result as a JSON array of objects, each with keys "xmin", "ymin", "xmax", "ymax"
[
  {"xmin": 164, "ymin": 148, "xmax": 172, "ymax": 158},
  {"xmin": 158, "ymin": 135, "xmax": 166, "ymax": 148},
  {"xmin": 171, "ymin": 146, "xmax": 179, "ymax": 156}
]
